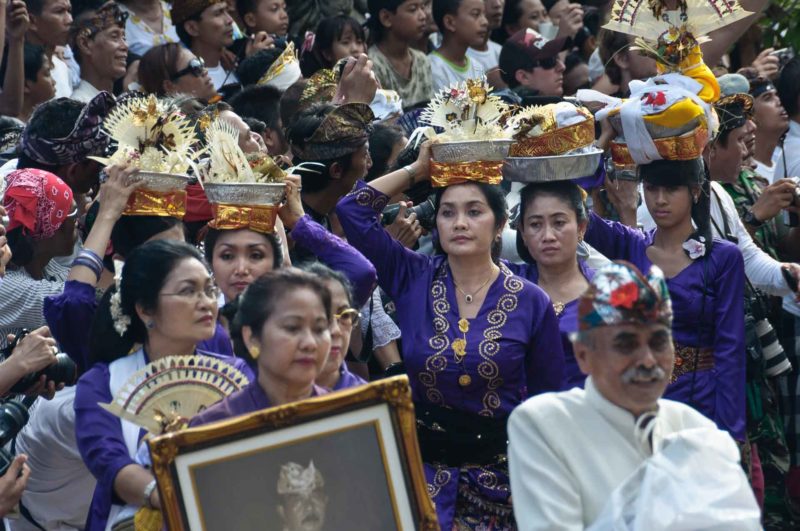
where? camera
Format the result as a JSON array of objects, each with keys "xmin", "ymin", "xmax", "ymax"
[
  {"xmin": 0, "ymin": 399, "xmax": 31, "ymax": 476},
  {"xmin": 0, "ymin": 330, "xmax": 77, "ymax": 394},
  {"xmin": 381, "ymin": 195, "xmax": 437, "ymax": 232},
  {"xmin": 771, "ymin": 48, "xmax": 795, "ymax": 70}
]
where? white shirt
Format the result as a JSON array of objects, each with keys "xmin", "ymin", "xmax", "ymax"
[
  {"xmin": 637, "ymin": 180, "xmax": 793, "ymax": 297},
  {"xmin": 206, "ymin": 63, "xmax": 237, "ymax": 90},
  {"xmin": 466, "ymin": 41, "xmax": 502, "ymax": 75},
  {"xmin": 120, "ymin": 1, "xmax": 180, "ymax": 57},
  {"xmin": 69, "ymin": 80, "xmax": 101, "ymax": 103},
  {"xmin": 508, "ymin": 377, "xmax": 720, "ymax": 530},
  {"xmin": 10, "ymin": 388, "xmax": 95, "ymax": 531},
  {"xmin": 51, "ymin": 56, "xmax": 73, "ymax": 99},
  {"xmin": 774, "ymin": 120, "xmax": 800, "ymax": 182},
  {"xmin": 428, "ymin": 51, "xmax": 484, "ymax": 92}
]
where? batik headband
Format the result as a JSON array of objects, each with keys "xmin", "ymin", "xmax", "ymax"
[
  {"xmin": 291, "ymin": 103, "xmax": 373, "ymax": 161},
  {"xmin": 72, "ymin": 1, "xmax": 127, "ymax": 42},
  {"xmin": 299, "ymin": 68, "xmax": 339, "ymax": 110},
  {"xmin": 3, "ymin": 169, "xmax": 74, "ymax": 241},
  {"xmin": 257, "ymin": 42, "xmax": 302, "ymax": 92},
  {"xmin": 577, "ymin": 261, "xmax": 673, "ymax": 332},
  {"xmin": 714, "ymin": 93, "xmax": 753, "ymax": 136},
  {"xmin": 21, "ymin": 91, "xmax": 114, "ymax": 166}
]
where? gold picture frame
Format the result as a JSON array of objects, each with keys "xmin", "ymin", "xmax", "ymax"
[{"xmin": 149, "ymin": 375, "xmax": 438, "ymax": 530}]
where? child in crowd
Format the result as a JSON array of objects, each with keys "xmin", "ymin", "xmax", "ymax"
[
  {"xmin": 0, "ymin": 43, "xmax": 55, "ymax": 122},
  {"xmin": 367, "ymin": 0, "xmax": 433, "ymax": 109},
  {"xmin": 429, "ymin": 0, "xmax": 489, "ymax": 91},
  {"xmin": 236, "ymin": 0, "xmax": 289, "ymax": 37},
  {"xmin": 300, "ymin": 15, "xmax": 366, "ymax": 77}
]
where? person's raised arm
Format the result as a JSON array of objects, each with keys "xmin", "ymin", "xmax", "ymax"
[
  {"xmin": 335, "ymin": 143, "xmax": 432, "ymax": 299},
  {"xmin": 280, "ymin": 175, "xmax": 377, "ymax": 307},
  {"xmin": 0, "ymin": 0, "xmax": 29, "ymax": 118}
]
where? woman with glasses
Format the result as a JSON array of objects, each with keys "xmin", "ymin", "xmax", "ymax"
[
  {"xmin": 137, "ymin": 42, "xmax": 216, "ymax": 101},
  {"xmin": 303, "ymin": 263, "xmax": 367, "ymax": 391},
  {"xmin": 75, "ymin": 239, "xmax": 255, "ymax": 531}
]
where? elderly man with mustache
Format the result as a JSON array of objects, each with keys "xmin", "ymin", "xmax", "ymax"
[{"xmin": 507, "ymin": 260, "xmax": 754, "ymax": 530}]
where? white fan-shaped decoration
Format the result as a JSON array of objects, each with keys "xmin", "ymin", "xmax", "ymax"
[
  {"xmin": 102, "ymin": 95, "xmax": 198, "ymax": 174},
  {"xmin": 603, "ymin": 0, "xmax": 751, "ymax": 40},
  {"xmin": 100, "ymin": 355, "xmax": 250, "ymax": 435},
  {"xmin": 200, "ymin": 118, "xmax": 285, "ymax": 184},
  {"xmin": 419, "ymin": 77, "xmax": 510, "ymax": 142}
]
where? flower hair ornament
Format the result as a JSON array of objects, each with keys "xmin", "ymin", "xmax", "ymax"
[{"xmin": 110, "ymin": 259, "xmax": 131, "ymax": 336}]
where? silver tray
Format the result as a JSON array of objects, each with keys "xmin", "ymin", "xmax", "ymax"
[
  {"xmin": 502, "ymin": 149, "xmax": 604, "ymax": 183},
  {"xmin": 432, "ymin": 139, "xmax": 512, "ymax": 163},
  {"xmin": 204, "ymin": 182, "xmax": 286, "ymax": 205},
  {"xmin": 137, "ymin": 171, "xmax": 192, "ymax": 192}
]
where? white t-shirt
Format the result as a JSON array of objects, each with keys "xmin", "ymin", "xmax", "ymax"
[
  {"xmin": 428, "ymin": 51, "xmax": 484, "ymax": 92},
  {"xmin": 69, "ymin": 80, "xmax": 101, "ymax": 103},
  {"xmin": 51, "ymin": 55, "xmax": 73, "ymax": 98},
  {"xmin": 120, "ymin": 1, "xmax": 180, "ymax": 57},
  {"xmin": 466, "ymin": 41, "xmax": 502, "ymax": 75},
  {"xmin": 206, "ymin": 63, "xmax": 237, "ymax": 90}
]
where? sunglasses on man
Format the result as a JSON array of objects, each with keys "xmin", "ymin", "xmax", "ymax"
[{"xmin": 170, "ymin": 58, "xmax": 206, "ymax": 81}]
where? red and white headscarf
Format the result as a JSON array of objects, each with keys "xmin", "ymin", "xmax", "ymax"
[{"xmin": 3, "ymin": 169, "xmax": 74, "ymax": 241}]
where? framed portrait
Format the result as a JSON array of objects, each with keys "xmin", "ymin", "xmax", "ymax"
[{"xmin": 149, "ymin": 375, "xmax": 438, "ymax": 530}]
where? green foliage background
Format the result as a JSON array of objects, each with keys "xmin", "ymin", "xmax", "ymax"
[{"xmin": 762, "ymin": 0, "xmax": 800, "ymax": 52}]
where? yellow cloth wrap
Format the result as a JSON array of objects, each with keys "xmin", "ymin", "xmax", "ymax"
[
  {"xmin": 124, "ymin": 189, "xmax": 186, "ymax": 217},
  {"xmin": 657, "ymin": 45, "xmax": 720, "ymax": 104},
  {"xmin": 611, "ymin": 126, "xmax": 708, "ymax": 166},
  {"xmin": 134, "ymin": 507, "xmax": 162, "ymax": 531},
  {"xmin": 208, "ymin": 203, "xmax": 278, "ymax": 234},
  {"xmin": 509, "ymin": 119, "xmax": 595, "ymax": 157},
  {"xmin": 430, "ymin": 160, "xmax": 503, "ymax": 188},
  {"xmin": 606, "ymin": 97, "xmax": 707, "ymax": 131}
]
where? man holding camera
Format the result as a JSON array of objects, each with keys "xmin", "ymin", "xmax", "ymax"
[{"xmin": 0, "ymin": 205, "xmax": 63, "ymax": 518}]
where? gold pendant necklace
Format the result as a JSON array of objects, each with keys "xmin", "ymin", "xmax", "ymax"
[
  {"xmin": 552, "ymin": 301, "xmax": 565, "ymax": 316},
  {"xmin": 454, "ymin": 269, "xmax": 495, "ymax": 304}
]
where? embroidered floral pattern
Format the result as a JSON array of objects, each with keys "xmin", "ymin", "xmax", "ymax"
[{"xmin": 420, "ymin": 271, "xmax": 450, "ymax": 405}]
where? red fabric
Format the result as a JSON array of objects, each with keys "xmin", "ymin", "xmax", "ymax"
[
  {"xmin": 183, "ymin": 183, "xmax": 213, "ymax": 223},
  {"xmin": 749, "ymin": 443, "xmax": 764, "ymax": 509},
  {"xmin": 3, "ymin": 168, "xmax": 73, "ymax": 240}
]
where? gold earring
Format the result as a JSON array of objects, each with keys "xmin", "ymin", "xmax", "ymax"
[
  {"xmin": 578, "ymin": 233, "xmax": 584, "ymax": 243},
  {"xmin": 693, "ymin": 195, "xmax": 699, "ymax": 204},
  {"xmin": 248, "ymin": 345, "xmax": 260, "ymax": 360}
]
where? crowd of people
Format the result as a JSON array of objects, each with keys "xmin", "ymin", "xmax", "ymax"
[{"xmin": 0, "ymin": 0, "xmax": 799, "ymax": 529}]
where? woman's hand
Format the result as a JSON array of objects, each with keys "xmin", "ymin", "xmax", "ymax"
[
  {"xmin": 278, "ymin": 174, "xmax": 305, "ymax": 230},
  {"xmin": 95, "ymin": 165, "xmax": 144, "ymax": 222},
  {"xmin": 5, "ymin": 327, "xmax": 58, "ymax": 379},
  {"xmin": 556, "ymin": 3, "xmax": 584, "ymax": 39},
  {"xmin": 603, "ymin": 174, "xmax": 639, "ymax": 228},
  {"xmin": 411, "ymin": 141, "xmax": 432, "ymax": 184}
]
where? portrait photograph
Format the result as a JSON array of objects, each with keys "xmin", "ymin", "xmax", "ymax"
[{"xmin": 150, "ymin": 376, "xmax": 437, "ymax": 530}]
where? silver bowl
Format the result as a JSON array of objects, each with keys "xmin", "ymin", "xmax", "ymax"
[
  {"xmin": 137, "ymin": 171, "xmax": 192, "ymax": 192},
  {"xmin": 204, "ymin": 182, "xmax": 286, "ymax": 205},
  {"xmin": 431, "ymin": 139, "xmax": 512, "ymax": 163},
  {"xmin": 502, "ymin": 148, "xmax": 604, "ymax": 183}
]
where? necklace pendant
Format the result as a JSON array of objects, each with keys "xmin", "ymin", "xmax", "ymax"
[
  {"xmin": 552, "ymin": 301, "xmax": 565, "ymax": 316},
  {"xmin": 458, "ymin": 374, "xmax": 472, "ymax": 387},
  {"xmin": 465, "ymin": 294, "xmax": 473, "ymax": 303}
]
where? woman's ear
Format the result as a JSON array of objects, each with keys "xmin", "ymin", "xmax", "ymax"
[
  {"xmin": 242, "ymin": 325, "xmax": 256, "ymax": 351},
  {"xmin": 134, "ymin": 302, "xmax": 154, "ymax": 327}
]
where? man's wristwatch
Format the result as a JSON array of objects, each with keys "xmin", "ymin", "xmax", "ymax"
[
  {"xmin": 143, "ymin": 479, "xmax": 158, "ymax": 509},
  {"xmin": 743, "ymin": 209, "xmax": 764, "ymax": 228}
]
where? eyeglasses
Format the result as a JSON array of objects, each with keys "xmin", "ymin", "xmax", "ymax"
[
  {"xmin": 160, "ymin": 284, "xmax": 221, "ymax": 301},
  {"xmin": 333, "ymin": 308, "xmax": 361, "ymax": 327},
  {"xmin": 170, "ymin": 58, "xmax": 206, "ymax": 81}
]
